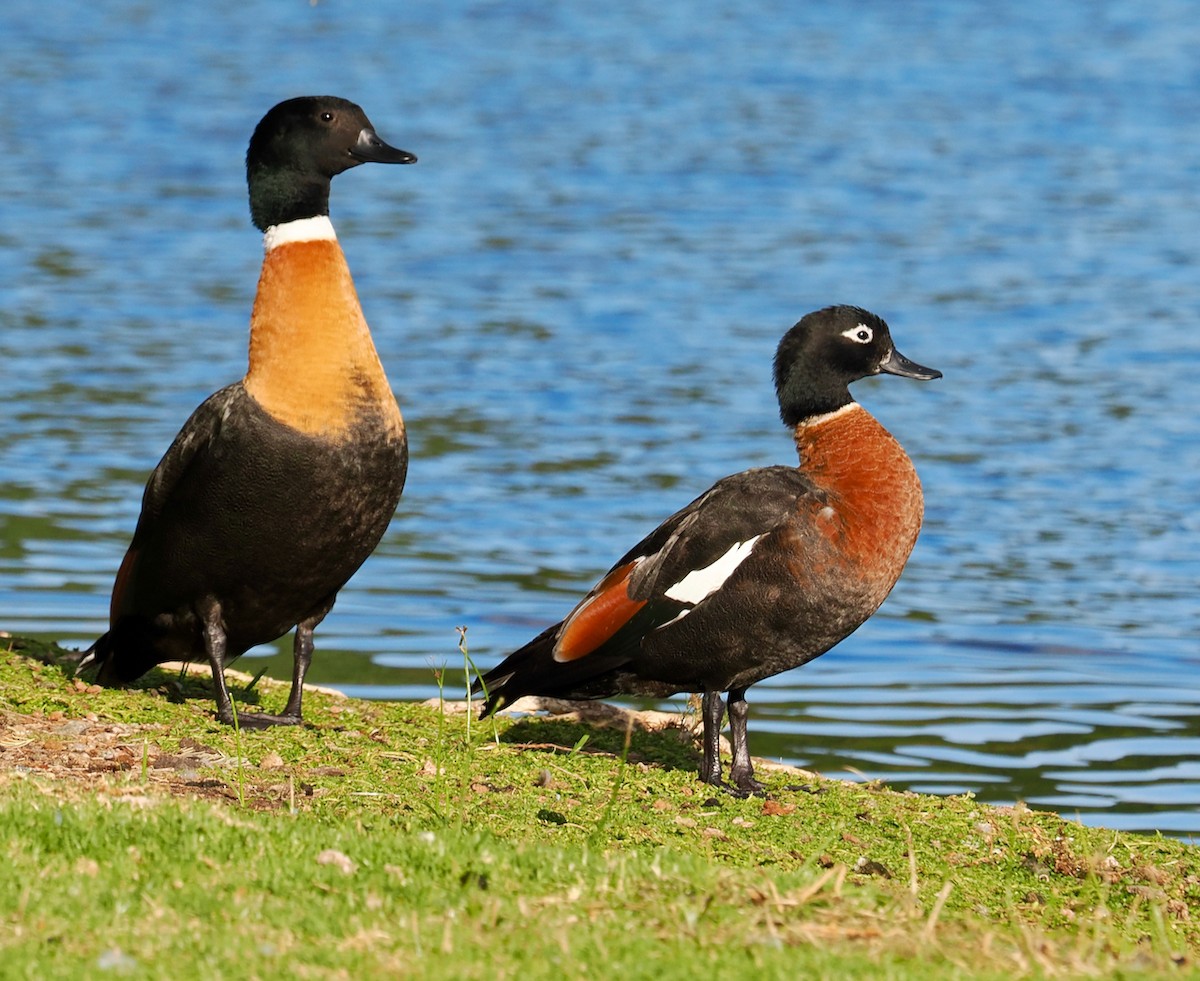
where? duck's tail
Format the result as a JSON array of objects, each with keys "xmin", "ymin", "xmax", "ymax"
[
  {"xmin": 471, "ymin": 625, "xmax": 551, "ymax": 716},
  {"xmin": 74, "ymin": 632, "xmax": 112, "ymax": 681},
  {"xmin": 76, "ymin": 624, "xmax": 164, "ymax": 685},
  {"xmin": 472, "ymin": 622, "xmax": 632, "ymax": 716}
]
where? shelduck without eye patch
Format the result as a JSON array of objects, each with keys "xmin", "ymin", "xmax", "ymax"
[
  {"xmin": 79, "ymin": 96, "xmax": 416, "ymax": 729},
  {"xmin": 474, "ymin": 304, "xmax": 941, "ymax": 795}
]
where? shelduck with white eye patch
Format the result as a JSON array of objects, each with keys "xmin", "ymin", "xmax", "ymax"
[
  {"xmin": 475, "ymin": 305, "xmax": 940, "ymax": 794},
  {"xmin": 78, "ymin": 96, "xmax": 416, "ymax": 727}
]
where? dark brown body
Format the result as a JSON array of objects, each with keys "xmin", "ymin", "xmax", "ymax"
[
  {"xmin": 95, "ymin": 382, "xmax": 405, "ymax": 682},
  {"xmin": 82, "ymin": 96, "xmax": 417, "ymax": 725},
  {"xmin": 621, "ymin": 406, "xmax": 922, "ymax": 696}
]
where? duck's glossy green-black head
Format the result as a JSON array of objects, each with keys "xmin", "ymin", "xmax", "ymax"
[
  {"xmin": 773, "ymin": 305, "xmax": 941, "ymax": 426},
  {"xmin": 246, "ymin": 95, "xmax": 416, "ymax": 231}
]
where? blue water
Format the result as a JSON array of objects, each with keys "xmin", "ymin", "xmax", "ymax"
[{"xmin": 2, "ymin": 0, "xmax": 1198, "ymax": 836}]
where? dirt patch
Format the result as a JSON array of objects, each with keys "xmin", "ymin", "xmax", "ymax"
[{"xmin": 0, "ymin": 706, "xmax": 247, "ymax": 805}]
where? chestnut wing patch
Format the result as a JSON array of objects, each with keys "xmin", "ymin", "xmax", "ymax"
[
  {"xmin": 554, "ymin": 561, "xmax": 647, "ymax": 662},
  {"xmin": 109, "ymin": 544, "xmax": 140, "ymax": 621}
]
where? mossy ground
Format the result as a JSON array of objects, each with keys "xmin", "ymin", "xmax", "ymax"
[{"xmin": 1, "ymin": 635, "xmax": 1197, "ymax": 979}]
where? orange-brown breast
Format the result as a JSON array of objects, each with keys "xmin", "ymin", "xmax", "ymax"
[
  {"xmin": 243, "ymin": 239, "xmax": 403, "ymax": 440},
  {"xmin": 791, "ymin": 403, "xmax": 924, "ymax": 609}
]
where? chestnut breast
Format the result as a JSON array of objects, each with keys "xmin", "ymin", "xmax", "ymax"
[{"xmin": 790, "ymin": 402, "xmax": 924, "ymax": 612}]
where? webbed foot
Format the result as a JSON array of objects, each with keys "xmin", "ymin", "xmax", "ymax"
[{"xmin": 216, "ymin": 708, "xmax": 303, "ymax": 729}]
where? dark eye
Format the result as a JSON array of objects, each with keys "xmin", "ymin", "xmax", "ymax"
[
  {"xmin": 856, "ymin": 329, "xmax": 869, "ymax": 340},
  {"xmin": 842, "ymin": 324, "xmax": 874, "ymax": 344},
  {"xmin": 320, "ymin": 111, "xmax": 334, "ymax": 122}
]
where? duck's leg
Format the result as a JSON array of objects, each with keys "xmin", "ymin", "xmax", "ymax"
[
  {"xmin": 238, "ymin": 603, "xmax": 331, "ymax": 725},
  {"xmin": 203, "ymin": 602, "xmax": 328, "ymax": 728},
  {"xmin": 727, "ymin": 687, "xmax": 765, "ymax": 796},
  {"xmin": 279, "ymin": 606, "xmax": 329, "ymax": 719},
  {"xmin": 226, "ymin": 630, "xmax": 315, "ymax": 727},
  {"xmin": 199, "ymin": 599, "xmax": 240, "ymax": 726},
  {"xmin": 699, "ymin": 690, "xmax": 726, "ymax": 786}
]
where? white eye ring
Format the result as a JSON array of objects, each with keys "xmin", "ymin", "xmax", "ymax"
[{"xmin": 842, "ymin": 324, "xmax": 873, "ymax": 343}]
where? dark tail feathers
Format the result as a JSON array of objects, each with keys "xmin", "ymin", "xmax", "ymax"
[{"xmin": 472, "ymin": 621, "xmax": 629, "ymax": 716}]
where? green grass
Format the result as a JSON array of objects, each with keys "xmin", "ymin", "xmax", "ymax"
[{"xmin": 1, "ymin": 636, "xmax": 1197, "ymax": 979}]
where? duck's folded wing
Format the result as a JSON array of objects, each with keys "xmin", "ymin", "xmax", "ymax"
[
  {"xmin": 133, "ymin": 384, "xmax": 243, "ymax": 529},
  {"xmin": 553, "ymin": 466, "xmax": 821, "ymax": 663}
]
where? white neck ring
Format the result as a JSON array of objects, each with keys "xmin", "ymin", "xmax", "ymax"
[{"xmin": 263, "ymin": 215, "xmax": 337, "ymax": 252}]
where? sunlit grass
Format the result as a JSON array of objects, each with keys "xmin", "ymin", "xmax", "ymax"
[{"xmin": 0, "ymin": 635, "xmax": 1196, "ymax": 978}]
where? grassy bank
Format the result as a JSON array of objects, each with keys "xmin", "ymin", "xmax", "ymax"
[{"xmin": 1, "ymin": 635, "xmax": 1196, "ymax": 978}]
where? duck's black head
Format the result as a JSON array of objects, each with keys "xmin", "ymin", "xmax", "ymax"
[
  {"xmin": 246, "ymin": 95, "xmax": 416, "ymax": 231},
  {"xmin": 773, "ymin": 305, "xmax": 941, "ymax": 426}
]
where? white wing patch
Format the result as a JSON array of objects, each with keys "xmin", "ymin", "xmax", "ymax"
[
  {"xmin": 263, "ymin": 215, "xmax": 338, "ymax": 252},
  {"xmin": 663, "ymin": 535, "xmax": 763, "ymax": 605}
]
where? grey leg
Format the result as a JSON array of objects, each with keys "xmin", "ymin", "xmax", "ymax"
[
  {"xmin": 699, "ymin": 690, "xmax": 726, "ymax": 786},
  {"xmin": 234, "ymin": 602, "xmax": 332, "ymax": 725},
  {"xmin": 199, "ymin": 599, "xmax": 237, "ymax": 726},
  {"xmin": 727, "ymin": 687, "xmax": 765, "ymax": 795},
  {"xmin": 206, "ymin": 602, "xmax": 330, "ymax": 728},
  {"xmin": 281, "ymin": 609, "xmax": 325, "ymax": 719}
]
